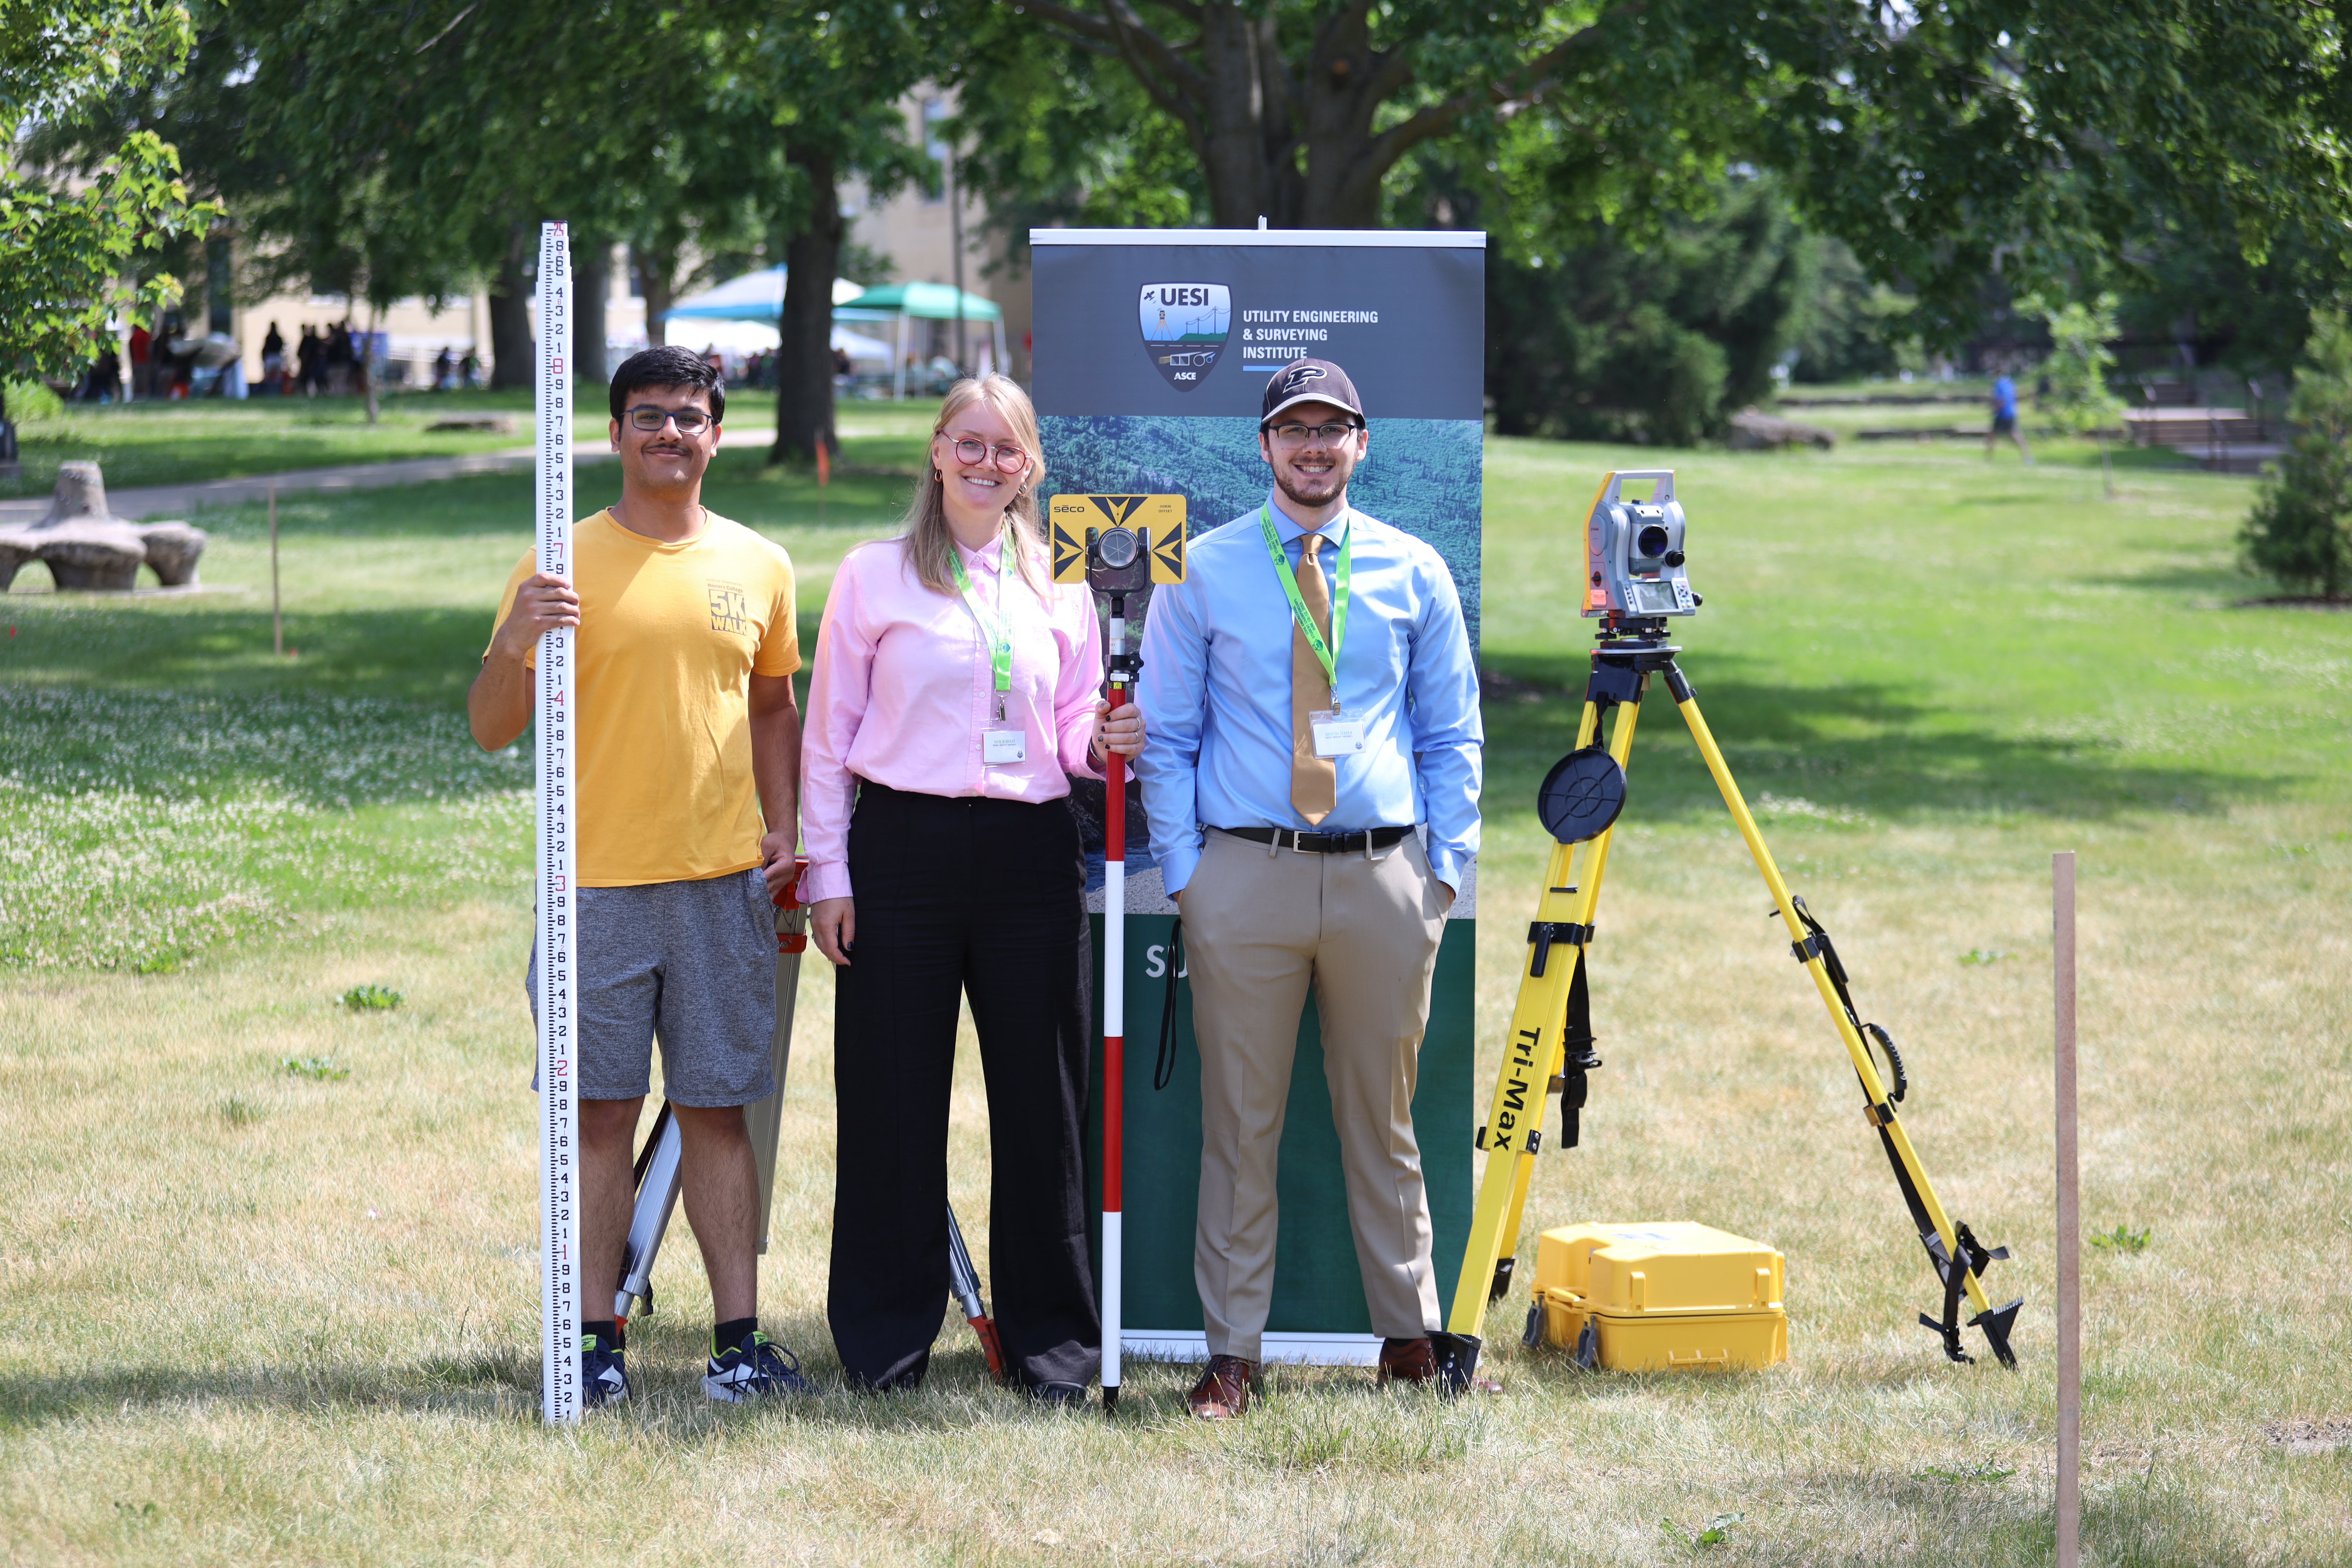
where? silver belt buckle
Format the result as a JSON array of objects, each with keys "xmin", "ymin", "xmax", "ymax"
[{"xmin": 1284, "ymin": 829, "xmax": 1311, "ymax": 853}]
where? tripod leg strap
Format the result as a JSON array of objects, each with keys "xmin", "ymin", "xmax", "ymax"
[{"xmin": 1559, "ymin": 952, "xmax": 1598, "ymax": 1150}]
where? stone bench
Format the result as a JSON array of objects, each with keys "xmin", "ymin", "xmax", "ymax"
[{"xmin": 0, "ymin": 461, "xmax": 208, "ymax": 591}]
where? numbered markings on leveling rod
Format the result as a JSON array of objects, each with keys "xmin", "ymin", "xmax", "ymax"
[{"xmin": 1538, "ymin": 747, "xmax": 1628, "ymax": 844}]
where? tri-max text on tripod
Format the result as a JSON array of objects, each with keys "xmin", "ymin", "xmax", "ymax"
[{"xmin": 1440, "ymin": 470, "xmax": 2021, "ymax": 1390}]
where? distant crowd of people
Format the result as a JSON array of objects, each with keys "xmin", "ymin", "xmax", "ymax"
[
  {"xmin": 68, "ymin": 318, "xmax": 946, "ymax": 406},
  {"xmin": 258, "ymin": 320, "xmax": 366, "ymax": 398},
  {"xmin": 61, "ymin": 318, "xmax": 490, "ymax": 403}
]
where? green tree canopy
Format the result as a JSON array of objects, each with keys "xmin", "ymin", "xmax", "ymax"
[
  {"xmin": 966, "ymin": 1, "xmax": 2352, "ymax": 347},
  {"xmin": 0, "ymin": 0, "xmax": 219, "ymax": 382}
]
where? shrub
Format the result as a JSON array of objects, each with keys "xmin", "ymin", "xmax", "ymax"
[
  {"xmin": 1486, "ymin": 179, "xmax": 1808, "ymax": 447},
  {"xmin": 2029, "ymin": 294, "xmax": 2126, "ymax": 437},
  {"xmin": 2242, "ymin": 311, "xmax": 2352, "ymax": 598}
]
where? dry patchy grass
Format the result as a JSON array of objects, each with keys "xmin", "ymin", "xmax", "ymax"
[{"xmin": 1, "ymin": 432, "xmax": 2347, "ymax": 1564}]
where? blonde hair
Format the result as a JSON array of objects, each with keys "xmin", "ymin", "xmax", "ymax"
[{"xmin": 903, "ymin": 374, "xmax": 1050, "ymax": 597}]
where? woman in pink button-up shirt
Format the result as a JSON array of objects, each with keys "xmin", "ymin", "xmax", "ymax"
[{"xmin": 800, "ymin": 374, "xmax": 1142, "ymax": 1399}]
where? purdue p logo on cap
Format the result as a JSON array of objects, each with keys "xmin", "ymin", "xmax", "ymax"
[{"xmin": 1260, "ymin": 357, "xmax": 1366, "ymax": 427}]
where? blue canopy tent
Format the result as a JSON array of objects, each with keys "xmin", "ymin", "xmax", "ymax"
[{"xmin": 841, "ymin": 283, "xmax": 1007, "ymax": 399}]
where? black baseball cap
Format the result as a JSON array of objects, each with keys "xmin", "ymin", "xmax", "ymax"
[{"xmin": 1260, "ymin": 358, "xmax": 1365, "ymax": 428}]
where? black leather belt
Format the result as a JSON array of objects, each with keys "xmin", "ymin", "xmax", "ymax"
[{"xmin": 1217, "ymin": 825, "xmax": 1413, "ymax": 854}]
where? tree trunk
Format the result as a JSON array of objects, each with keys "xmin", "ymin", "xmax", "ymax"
[
  {"xmin": 571, "ymin": 231, "xmax": 610, "ymax": 386},
  {"xmin": 773, "ymin": 146, "xmax": 842, "ymax": 465},
  {"xmin": 1079, "ymin": 0, "xmax": 1482, "ymax": 230},
  {"xmin": 487, "ymin": 228, "xmax": 533, "ymax": 391},
  {"xmin": 1195, "ymin": 5, "xmax": 1286, "ymax": 227},
  {"xmin": 640, "ymin": 241, "xmax": 678, "ymax": 350},
  {"xmin": 1183, "ymin": 4, "xmax": 1399, "ymax": 228},
  {"xmin": 362, "ymin": 302, "xmax": 381, "ymax": 424}
]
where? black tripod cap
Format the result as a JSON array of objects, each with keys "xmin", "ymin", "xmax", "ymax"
[{"xmin": 1538, "ymin": 747, "xmax": 1628, "ymax": 844}]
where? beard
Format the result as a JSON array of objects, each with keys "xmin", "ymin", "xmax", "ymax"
[{"xmin": 1273, "ymin": 456, "xmax": 1350, "ymax": 509}]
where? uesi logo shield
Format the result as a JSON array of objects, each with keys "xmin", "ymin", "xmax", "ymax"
[{"xmin": 1138, "ymin": 283, "xmax": 1230, "ymax": 390}]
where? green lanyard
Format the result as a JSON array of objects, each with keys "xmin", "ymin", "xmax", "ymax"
[
  {"xmin": 1259, "ymin": 503, "xmax": 1352, "ymax": 708},
  {"xmin": 948, "ymin": 532, "xmax": 1015, "ymax": 718}
]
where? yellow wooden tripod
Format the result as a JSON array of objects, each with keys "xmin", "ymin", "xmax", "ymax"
[{"xmin": 1435, "ymin": 629, "xmax": 2021, "ymax": 1387}]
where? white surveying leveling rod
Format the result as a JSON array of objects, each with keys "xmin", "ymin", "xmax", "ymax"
[{"xmin": 533, "ymin": 220, "xmax": 581, "ymax": 1425}]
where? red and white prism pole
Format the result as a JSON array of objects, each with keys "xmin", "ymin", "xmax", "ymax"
[
  {"xmin": 1100, "ymin": 598, "xmax": 1132, "ymax": 1413},
  {"xmin": 533, "ymin": 220, "xmax": 580, "ymax": 1425}
]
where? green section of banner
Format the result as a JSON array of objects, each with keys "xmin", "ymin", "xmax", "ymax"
[{"xmin": 1088, "ymin": 913, "xmax": 1474, "ymax": 1334}]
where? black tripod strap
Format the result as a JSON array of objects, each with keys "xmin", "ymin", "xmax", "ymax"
[
  {"xmin": 1559, "ymin": 951, "xmax": 1598, "ymax": 1149},
  {"xmin": 1875, "ymin": 1122, "xmax": 1945, "ymax": 1259},
  {"xmin": 1154, "ymin": 919, "xmax": 1184, "ymax": 1091}
]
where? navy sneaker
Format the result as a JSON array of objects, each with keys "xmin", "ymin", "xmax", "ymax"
[
  {"xmin": 581, "ymin": 1334, "xmax": 629, "ymax": 1408},
  {"xmin": 702, "ymin": 1330, "xmax": 813, "ymax": 1403}
]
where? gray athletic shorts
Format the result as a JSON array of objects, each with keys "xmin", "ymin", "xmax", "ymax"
[{"xmin": 525, "ymin": 867, "xmax": 778, "ymax": 1106}]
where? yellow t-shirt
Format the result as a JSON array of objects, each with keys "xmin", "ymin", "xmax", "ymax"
[{"xmin": 492, "ymin": 509, "xmax": 800, "ymax": 886}]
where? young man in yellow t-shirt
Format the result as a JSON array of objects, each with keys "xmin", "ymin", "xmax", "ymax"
[{"xmin": 470, "ymin": 345, "xmax": 807, "ymax": 1406}]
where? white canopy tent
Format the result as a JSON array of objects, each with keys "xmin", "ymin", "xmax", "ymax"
[{"xmin": 663, "ymin": 317, "xmax": 894, "ymax": 364}]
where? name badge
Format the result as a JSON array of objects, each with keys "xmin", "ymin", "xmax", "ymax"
[
  {"xmin": 984, "ymin": 728, "xmax": 1027, "ymax": 764},
  {"xmin": 1309, "ymin": 710, "xmax": 1365, "ymax": 758}
]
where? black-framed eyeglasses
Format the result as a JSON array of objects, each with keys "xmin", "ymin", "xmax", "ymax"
[
  {"xmin": 945, "ymin": 434, "xmax": 1030, "ymax": 474},
  {"xmin": 625, "ymin": 405, "xmax": 713, "ymax": 434},
  {"xmin": 1266, "ymin": 421, "xmax": 1360, "ymax": 448}
]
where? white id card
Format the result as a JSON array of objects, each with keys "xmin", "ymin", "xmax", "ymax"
[
  {"xmin": 983, "ymin": 728, "xmax": 1027, "ymax": 763},
  {"xmin": 1309, "ymin": 710, "xmax": 1365, "ymax": 758}
]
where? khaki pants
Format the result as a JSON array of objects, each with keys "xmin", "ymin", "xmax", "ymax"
[{"xmin": 1182, "ymin": 828, "xmax": 1449, "ymax": 1360}]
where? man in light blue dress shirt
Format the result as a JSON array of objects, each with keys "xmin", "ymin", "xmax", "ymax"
[{"xmin": 1137, "ymin": 358, "xmax": 1483, "ymax": 1419}]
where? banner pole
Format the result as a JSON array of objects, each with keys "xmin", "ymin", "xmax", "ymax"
[
  {"xmin": 536, "ymin": 220, "xmax": 581, "ymax": 1426},
  {"xmin": 2054, "ymin": 850, "xmax": 2080, "ymax": 1567}
]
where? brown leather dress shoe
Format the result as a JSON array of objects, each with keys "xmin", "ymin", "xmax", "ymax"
[
  {"xmin": 1378, "ymin": 1336, "xmax": 1504, "ymax": 1394},
  {"xmin": 1187, "ymin": 1354, "xmax": 1255, "ymax": 1419}
]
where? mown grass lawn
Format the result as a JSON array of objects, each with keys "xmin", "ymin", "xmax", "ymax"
[{"xmin": 0, "ymin": 428, "xmax": 2346, "ymax": 1566}]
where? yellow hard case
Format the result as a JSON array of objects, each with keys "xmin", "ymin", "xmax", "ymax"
[{"xmin": 1530, "ymin": 1221, "xmax": 1788, "ymax": 1372}]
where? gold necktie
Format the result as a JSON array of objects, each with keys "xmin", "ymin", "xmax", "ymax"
[{"xmin": 1290, "ymin": 531, "xmax": 1337, "ymax": 824}]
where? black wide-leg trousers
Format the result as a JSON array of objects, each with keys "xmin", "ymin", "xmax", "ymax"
[{"xmin": 827, "ymin": 782, "xmax": 1100, "ymax": 1391}]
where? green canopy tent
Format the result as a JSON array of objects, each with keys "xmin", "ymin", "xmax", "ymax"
[{"xmin": 842, "ymin": 283, "xmax": 1006, "ymax": 399}]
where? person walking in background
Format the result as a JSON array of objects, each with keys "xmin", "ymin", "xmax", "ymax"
[
  {"xmin": 432, "ymin": 346, "xmax": 453, "ymax": 391},
  {"xmin": 261, "ymin": 322, "xmax": 286, "ymax": 393},
  {"xmin": 1987, "ymin": 371, "xmax": 2032, "ymax": 462},
  {"xmin": 460, "ymin": 348, "xmax": 480, "ymax": 389},
  {"xmin": 468, "ymin": 345, "xmax": 816, "ymax": 1408},
  {"xmin": 82, "ymin": 343, "xmax": 121, "ymax": 402},
  {"xmin": 128, "ymin": 324, "xmax": 152, "ymax": 400},
  {"xmin": 296, "ymin": 325, "xmax": 323, "ymax": 396},
  {"xmin": 800, "ymin": 373, "xmax": 1143, "ymax": 1400},
  {"xmin": 1137, "ymin": 357, "xmax": 1489, "ymax": 1420},
  {"xmin": 325, "ymin": 322, "xmax": 354, "ymax": 395}
]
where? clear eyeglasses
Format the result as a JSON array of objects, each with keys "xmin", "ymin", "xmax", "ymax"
[
  {"xmin": 946, "ymin": 435, "xmax": 1030, "ymax": 474},
  {"xmin": 625, "ymin": 405, "xmax": 713, "ymax": 434},
  {"xmin": 1267, "ymin": 421, "xmax": 1360, "ymax": 448}
]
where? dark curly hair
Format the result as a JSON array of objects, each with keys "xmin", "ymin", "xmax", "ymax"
[{"xmin": 608, "ymin": 344, "xmax": 724, "ymax": 424}]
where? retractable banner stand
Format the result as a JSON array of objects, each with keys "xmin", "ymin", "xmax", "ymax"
[{"xmin": 1032, "ymin": 227, "xmax": 1485, "ymax": 1365}]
